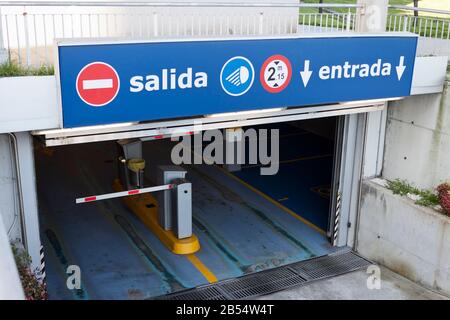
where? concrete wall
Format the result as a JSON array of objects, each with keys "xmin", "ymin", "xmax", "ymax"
[
  {"xmin": 362, "ymin": 56, "xmax": 448, "ymax": 180},
  {"xmin": 411, "ymin": 56, "xmax": 448, "ymax": 95},
  {"xmin": 0, "ymin": 134, "xmax": 21, "ymax": 242},
  {"xmin": 0, "ymin": 133, "xmax": 42, "ymax": 271},
  {"xmin": 14, "ymin": 132, "xmax": 42, "ymax": 271},
  {"xmin": 383, "ymin": 75, "xmax": 450, "ymax": 190},
  {"xmin": 0, "ymin": 211, "xmax": 25, "ymax": 300},
  {"xmin": 417, "ymin": 38, "xmax": 450, "ymax": 61},
  {"xmin": 357, "ymin": 180, "xmax": 450, "ymax": 296}
]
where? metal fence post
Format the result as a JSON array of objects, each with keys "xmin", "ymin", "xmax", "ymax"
[
  {"xmin": 153, "ymin": 11, "xmax": 158, "ymax": 37},
  {"xmin": 0, "ymin": 7, "xmax": 7, "ymax": 64},
  {"xmin": 23, "ymin": 10, "xmax": 30, "ymax": 66},
  {"xmin": 258, "ymin": 12, "xmax": 263, "ymax": 35},
  {"xmin": 403, "ymin": 15, "xmax": 408, "ymax": 32},
  {"xmin": 346, "ymin": 8, "xmax": 351, "ymax": 31}
]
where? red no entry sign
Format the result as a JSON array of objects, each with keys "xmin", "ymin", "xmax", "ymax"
[{"xmin": 76, "ymin": 62, "xmax": 120, "ymax": 107}]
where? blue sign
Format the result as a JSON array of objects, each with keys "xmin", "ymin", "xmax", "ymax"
[{"xmin": 57, "ymin": 35, "xmax": 418, "ymax": 128}]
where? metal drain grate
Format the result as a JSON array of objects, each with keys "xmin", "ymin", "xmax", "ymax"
[
  {"xmin": 154, "ymin": 249, "xmax": 371, "ymax": 300},
  {"xmin": 220, "ymin": 267, "xmax": 306, "ymax": 300},
  {"xmin": 157, "ymin": 286, "xmax": 229, "ymax": 300},
  {"xmin": 289, "ymin": 250, "xmax": 371, "ymax": 281}
]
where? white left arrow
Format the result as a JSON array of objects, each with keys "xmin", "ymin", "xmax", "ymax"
[
  {"xmin": 300, "ymin": 60, "xmax": 312, "ymax": 87},
  {"xmin": 396, "ymin": 56, "xmax": 406, "ymax": 81}
]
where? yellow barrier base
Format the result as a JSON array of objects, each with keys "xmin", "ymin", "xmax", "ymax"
[{"xmin": 112, "ymin": 179, "xmax": 200, "ymax": 255}]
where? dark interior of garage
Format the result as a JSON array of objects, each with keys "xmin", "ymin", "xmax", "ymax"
[{"xmin": 34, "ymin": 117, "xmax": 339, "ymax": 299}]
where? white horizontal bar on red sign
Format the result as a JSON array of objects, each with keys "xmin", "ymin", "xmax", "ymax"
[
  {"xmin": 82, "ymin": 79, "xmax": 113, "ymax": 90},
  {"xmin": 75, "ymin": 184, "xmax": 173, "ymax": 204}
]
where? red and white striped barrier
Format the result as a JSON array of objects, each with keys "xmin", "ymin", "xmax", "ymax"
[{"xmin": 76, "ymin": 184, "xmax": 173, "ymax": 204}]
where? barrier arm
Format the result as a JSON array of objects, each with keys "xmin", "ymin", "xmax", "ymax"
[{"xmin": 75, "ymin": 183, "xmax": 174, "ymax": 203}]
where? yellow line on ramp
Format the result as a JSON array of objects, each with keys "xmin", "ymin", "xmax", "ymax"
[{"xmin": 186, "ymin": 254, "xmax": 218, "ymax": 283}]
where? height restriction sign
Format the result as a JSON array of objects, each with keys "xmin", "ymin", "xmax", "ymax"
[{"xmin": 260, "ymin": 55, "xmax": 292, "ymax": 93}]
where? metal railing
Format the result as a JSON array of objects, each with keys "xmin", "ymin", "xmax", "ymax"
[
  {"xmin": 2, "ymin": 2, "xmax": 449, "ymax": 68},
  {"xmin": 0, "ymin": 1, "xmax": 361, "ymax": 67},
  {"xmin": 298, "ymin": 11, "xmax": 356, "ymax": 34},
  {"xmin": 388, "ymin": 5, "xmax": 450, "ymax": 40}
]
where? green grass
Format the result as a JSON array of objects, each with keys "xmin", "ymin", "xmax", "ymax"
[
  {"xmin": 301, "ymin": 1, "xmax": 449, "ymax": 16},
  {"xmin": 301, "ymin": 0, "xmax": 355, "ymax": 14},
  {"xmin": 299, "ymin": 1, "xmax": 449, "ymax": 37},
  {"xmin": 302, "ymin": 1, "xmax": 416, "ymax": 14},
  {"xmin": 387, "ymin": 179, "xmax": 440, "ymax": 208},
  {"xmin": 0, "ymin": 61, "xmax": 54, "ymax": 77},
  {"xmin": 302, "ymin": 0, "xmax": 449, "ymax": 15}
]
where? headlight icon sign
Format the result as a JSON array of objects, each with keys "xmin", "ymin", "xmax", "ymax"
[{"xmin": 220, "ymin": 56, "xmax": 255, "ymax": 96}]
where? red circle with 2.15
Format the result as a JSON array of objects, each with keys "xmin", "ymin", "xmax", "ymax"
[{"xmin": 260, "ymin": 54, "xmax": 292, "ymax": 93}]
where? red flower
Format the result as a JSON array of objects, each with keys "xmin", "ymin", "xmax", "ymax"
[{"xmin": 437, "ymin": 183, "xmax": 450, "ymax": 216}]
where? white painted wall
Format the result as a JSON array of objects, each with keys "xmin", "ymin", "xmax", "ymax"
[
  {"xmin": 0, "ymin": 76, "xmax": 60, "ymax": 134},
  {"xmin": 383, "ymin": 75, "xmax": 450, "ymax": 190},
  {"xmin": 357, "ymin": 179, "xmax": 450, "ymax": 296}
]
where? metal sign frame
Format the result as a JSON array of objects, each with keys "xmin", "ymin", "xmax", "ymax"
[
  {"xmin": 34, "ymin": 98, "xmax": 388, "ymax": 146},
  {"xmin": 53, "ymin": 32, "xmax": 417, "ymax": 130}
]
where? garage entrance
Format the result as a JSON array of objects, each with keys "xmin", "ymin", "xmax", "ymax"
[
  {"xmin": 31, "ymin": 32, "xmax": 404, "ymax": 299},
  {"xmin": 34, "ymin": 116, "xmax": 347, "ymax": 299}
]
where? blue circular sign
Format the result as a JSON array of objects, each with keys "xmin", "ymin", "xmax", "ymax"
[{"xmin": 220, "ymin": 56, "xmax": 255, "ymax": 96}]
